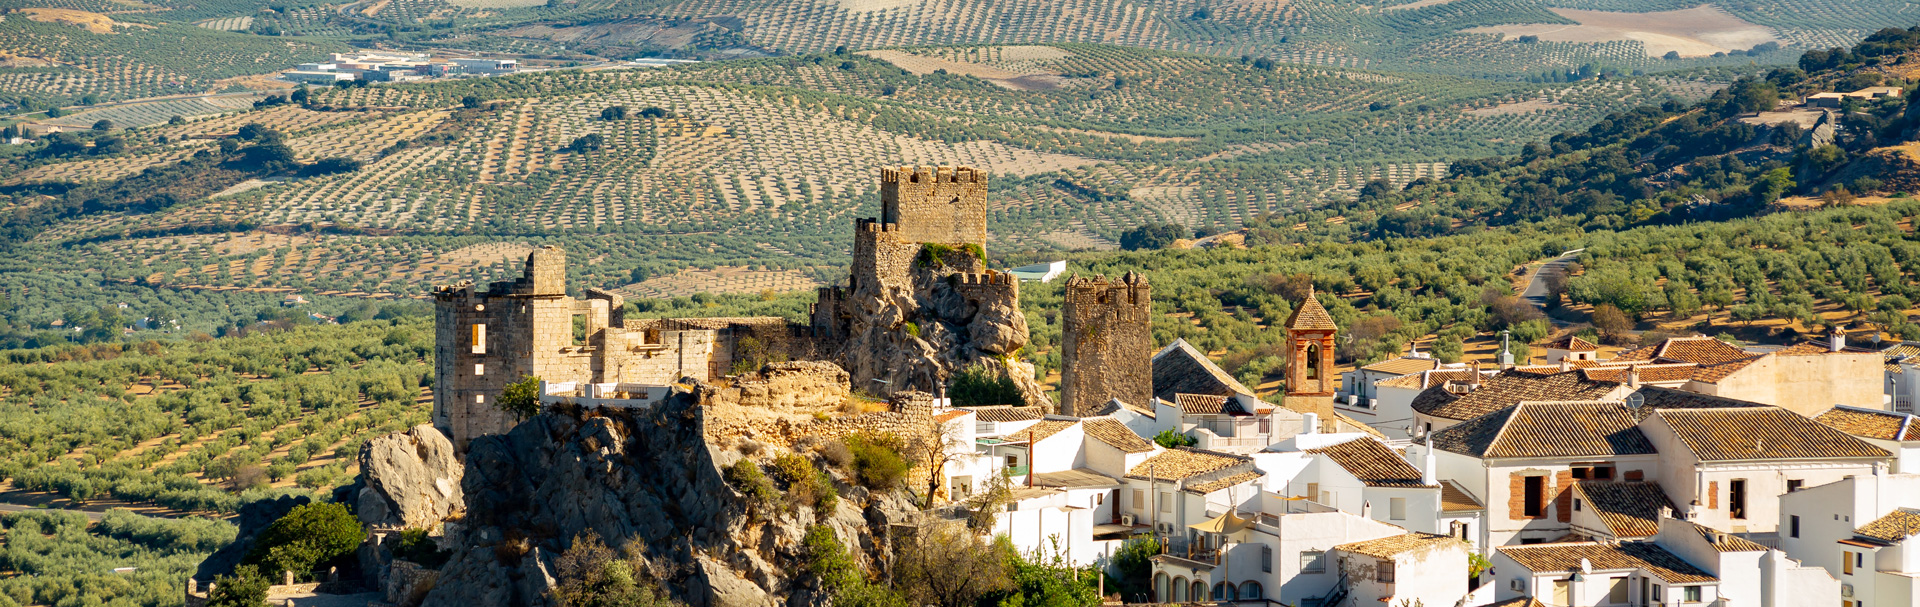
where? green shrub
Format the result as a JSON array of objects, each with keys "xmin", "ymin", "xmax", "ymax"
[
  {"xmin": 392, "ymin": 528, "xmax": 452, "ymax": 569},
  {"xmin": 1152, "ymin": 430, "xmax": 1195, "ymax": 448},
  {"xmin": 496, "ymin": 375, "xmax": 542, "ymax": 421},
  {"xmin": 770, "ymin": 452, "xmax": 837, "ymax": 513},
  {"xmin": 841, "ymin": 432, "xmax": 910, "ymax": 491},
  {"xmin": 723, "ymin": 459, "xmax": 777, "ymax": 506},
  {"xmin": 207, "ymin": 570, "xmax": 270, "ymax": 607},
  {"xmin": 949, "ymin": 364, "xmax": 1022, "ymax": 407},
  {"xmin": 240, "ymin": 502, "xmax": 362, "ymax": 578}
]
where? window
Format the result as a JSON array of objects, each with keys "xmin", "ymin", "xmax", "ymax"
[
  {"xmin": 1730, "ymin": 479, "xmax": 1748, "ymax": 520},
  {"xmin": 1844, "ymin": 551, "xmax": 1855, "ymax": 575},
  {"xmin": 976, "ymin": 421, "xmax": 993, "ymax": 434},
  {"xmin": 1524, "ymin": 475, "xmax": 1546, "ymax": 517},
  {"xmin": 1306, "ymin": 483, "xmax": 1319, "ymax": 501},
  {"xmin": 1160, "ymin": 492, "xmax": 1173, "ymax": 513},
  {"xmin": 1790, "ymin": 515, "xmax": 1800, "ymax": 538},
  {"xmin": 1571, "ymin": 465, "xmax": 1614, "ymax": 480},
  {"xmin": 475, "ymin": 394, "xmax": 484, "ymax": 404},
  {"xmin": 470, "ymin": 323, "xmax": 486, "ymax": 354},
  {"xmin": 1651, "ymin": 584, "xmax": 1661, "ymax": 602},
  {"xmin": 1305, "ymin": 344, "xmax": 1321, "ymax": 380},
  {"xmin": 1390, "ymin": 497, "xmax": 1407, "ymax": 521},
  {"xmin": 1375, "ymin": 560, "xmax": 1395, "ymax": 583},
  {"xmin": 570, "ymin": 313, "xmax": 588, "ymax": 346},
  {"xmin": 1609, "ymin": 577, "xmax": 1628, "ymax": 604},
  {"xmin": 1553, "ymin": 579, "xmax": 1570, "ymax": 605},
  {"xmin": 474, "ymin": 363, "xmax": 485, "ymax": 376},
  {"xmin": 1261, "ymin": 545, "xmax": 1272, "ymax": 572},
  {"xmin": 1132, "ymin": 489, "xmax": 1145, "ymax": 512},
  {"xmin": 1300, "ymin": 550, "xmax": 1326, "ymax": 573},
  {"xmin": 1241, "ymin": 581, "xmax": 1263, "ymax": 599},
  {"xmin": 950, "ymin": 476, "xmax": 972, "ymax": 498},
  {"xmin": 1574, "ymin": 497, "xmax": 1584, "ymax": 512},
  {"xmin": 1788, "ymin": 479, "xmax": 1804, "ymax": 493},
  {"xmin": 1259, "ymin": 416, "xmax": 1271, "ymax": 435},
  {"xmin": 1095, "ymin": 493, "xmax": 1105, "ymax": 506},
  {"xmin": 1684, "ymin": 586, "xmax": 1702, "ymax": 602},
  {"xmin": 1004, "ymin": 454, "xmax": 1019, "ymax": 469}
]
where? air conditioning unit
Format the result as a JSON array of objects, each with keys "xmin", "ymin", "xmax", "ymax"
[
  {"xmin": 1121, "ymin": 515, "xmax": 1136, "ymax": 526},
  {"xmin": 1509, "ymin": 579, "xmax": 1524, "ymax": 592},
  {"xmin": 1843, "ymin": 584, "xmax": 1854, "ymax": 598}
]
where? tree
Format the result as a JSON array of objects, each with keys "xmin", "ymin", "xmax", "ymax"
[
  {"xmin": 1152, "ymin": 429, "xmax": 1195, "ymax": 448},
  {"xmin": 1664, "ymin": 50, "xmax": 1681, "ymax": 60},
  {"xmin": 45, "ymin": 107, "xmax": 63, "ymax": 118},
  {"xmin": 241, "ymin": 502, "xmax": 361, "ymax": 578},
  {"xmin": 206, "ymin": 570, "xmax": 270, "ymax": 607},
  {"xmin": 304, "ymin": 157, "xmax": 362, "ymax": 176},
  {"xmin": 638, "ymin": 107, "xmax": 671, "ymax": 119},
  {"xmin": 497, "ymin": 375, "xmax": 542, "ymax": 421},
  {"xmin": 92, "ymin": 119, "xmax": 113, "ymax": 132},
  {"xmin": 169, "ymin": 115, "xmax": 187, "ymax": 125},
  {"xmin": 568, "ymin": 134, "xmax": 605, "ymax": 152},
  {"xmin": 462, "ymin": 96, "xmax": 483, "ymax": 109},
  {"xmin": 949, "ymin": 364, "xmax": 1022, "ymax": 406},
  {"xmin": 1431, "ymin": 335, "xmax": 1463, "ymax": 363},
  {"xmin": 1120, "ymin": 223, "xmax": 1186, "ymax": 250},
  {"xmin": 1108, "ymin": 537, "xmax": 1160, "ymax": 601},
  {"xmin": 1591, "ymin": 304, "xmax": 1633, "ymax": 343},
  {"xmin": 892, "ymin": 522, "xmax": 1011, "ymax": 607},
  {"xmin": 600, "ymin": 106, "xmax": 628, "ymax": 121}
]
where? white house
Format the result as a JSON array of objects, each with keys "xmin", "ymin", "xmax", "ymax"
[
  {"xmin": 1653, "ymin": 517, "xmax": 1838, "ymax": 607},
  {"xmin": 1257, "ymin": 432, "xmax": 1445, "ymax": 534},
  {"xmin": 1543, "ymin": 335, "xmax": 1602, "ymax": 364},
  {"xmin": 1640, "ymin": 406, "xmax": 1890, "ymax": 535},
  {"xmin": 1818, "ymin": 406, "xmax": 1920, "ymax": 473},
  {"xmin": 1149, "ymin": 496, "xmax": 1410, "ymax": 604},
  {"xmin": 1329, "ymin": 532, "xmax": 1470, "ymax": 607},
  {"xmin": 1778, "ymin": 471, "xmax": 1920, "ymax": 607},
  {"xmin": 1493, "ymin": 540, "xmax": 1722, "ymax": 606}
]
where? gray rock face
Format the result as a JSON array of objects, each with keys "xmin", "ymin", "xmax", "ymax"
[
  {"xmin": 834, "ymin": 257, "xmax": 1047, "ymax": 406},
  {"xmin": 418, "ymin": 393, "xmax": 903, "ymax": 607},
  {"xmin": 358, "ymin": 424, "xmax": 466, "ymax": 529}
]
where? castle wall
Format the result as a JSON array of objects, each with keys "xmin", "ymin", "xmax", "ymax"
[
  {"xmin": 880, "ymin": 166, "xmax": 988, "ymax": 247},
  {"xmin": 850, "ymin": 219, "xmax": 922, "ymax": 295},
  {"xmin": 1060, "ymin": 273, "xmax": 1154, "ymax": 417}
]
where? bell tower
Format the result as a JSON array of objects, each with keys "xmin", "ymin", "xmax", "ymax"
[{"xmin": 1283, "ymin": 288, "xmax": 1339, "ymax": 426}]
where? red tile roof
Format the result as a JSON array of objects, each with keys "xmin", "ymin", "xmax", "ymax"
[
  {"xmin": 1305, "ymin": 437, "xmax": 1431, "ymax": 488},
  {"xmin": 1657, "ymin": 407, "xmax": 1890, "ymax": 461},
  {"xmin": 1432, "ymin": 401, "xmax": 1653, "ymax": 459}
]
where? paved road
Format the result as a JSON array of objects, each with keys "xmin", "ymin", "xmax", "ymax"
[{"xmin": 1520, "ymin": 248, "xmax": 1584, "ymax": 308}]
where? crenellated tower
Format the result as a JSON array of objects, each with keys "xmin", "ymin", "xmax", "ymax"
[
  {"xmin": 880, "ymin": 165, "xmax": 988, "ymax": 248},
  {"xmin": 1060, "ymin": 272, "xmax": 1153, "ymax": 417}
]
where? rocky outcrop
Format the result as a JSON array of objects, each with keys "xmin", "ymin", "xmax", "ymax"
[
  {"xmin": 417, "ymin": 390, "xmax": 913, "ymax": 607},
  {"xmin": 358, "ymin": 424, "xmax": 465, "ymax": 529},
  {"xmin": 833, "ymin": 251, "xmax": 1047, "ymax": 406},
  {"xmin": 732, "ymin": 361, "xmax": 851, "ymax": 410}
]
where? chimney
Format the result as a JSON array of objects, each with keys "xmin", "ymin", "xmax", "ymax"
[
  {"xmin": 1560, "ymin": 360, "xmax": 1573, "ymax": 372},
  {"xmin": 1658, "ymin": 505, "xmax": 1674, "ymax": 520},
  {"xmin": 1421, "ymin": 436, "xmax": 1437, "ymax": 486},
  {"xmin": 1831, "ymin": 324, "xmax": 1847, "ymax": 352},
  {"xmin": 1627, "ymin": 364, "xmax": 1641, "ymax": 388},
  {"xmin": 1301, "ymin": 412, "xmax": 1319, "ymax": 435},
  {"xmin": 1362, "ymin": 500, "xmax": 1373, "ymax": 519}
]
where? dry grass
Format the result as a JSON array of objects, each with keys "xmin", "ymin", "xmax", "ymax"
[
  {"xmin": 1464, "ymin": 5, "xmax": 1778, "ymax": 58},
  {"xmin": 19, "ymin": 8, "xmax": 144, "ymax": 33}
]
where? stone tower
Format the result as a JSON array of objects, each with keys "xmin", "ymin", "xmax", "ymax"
[
  {"xmin": 880, "ymin": 165, "xmax": 988, "ymax": 247},
  {"xmin": 1282, "ymin": 288, "xmax": 1339, "ymax": 425},
  {"xmin": 433, "ymin": 246, "xmax": 579, "ymax": 450},
  {"xmin": 1060, "ymin": 272, "xmax": 1153, "ymax": 417}
]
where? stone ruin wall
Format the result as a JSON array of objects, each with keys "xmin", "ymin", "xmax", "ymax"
[
  {"xmin": 881, "ymin": 165, "xmax": 988, "ymax": 248},
  {"xmin": 1059, "ymin": 273, "xmax": 1154, "ymax": 417}
]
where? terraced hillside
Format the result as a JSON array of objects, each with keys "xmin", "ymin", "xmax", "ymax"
[{"xmin": 1, "ymin": 45, "xmax": 1733, "ymax": 298}]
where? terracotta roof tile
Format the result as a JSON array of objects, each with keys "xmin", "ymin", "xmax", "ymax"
[
  {"xmin": 1185, "ymin": 470, "xmax": 1264, "ymax": 494},
  {"xmin": 1284, "ymin": 292, "xmax": 1339, "ymax": 331},
  {"xmin": 1127, "ymin": 448, "xmax": 1250, "ymax": 482},
  {"xmin": 1685, "ymin": 521, "xmax": 1770, "ymax": 552},
  {"xmin": 1412, "ymin": 369, "xmax": 1622, "ymax": 421},
  {"xmin": 1650, "ymin": 337, "xmax": 1753, "ymax": 365},
  {"xmin": 1361, "ymin": 356, "xmax": 1443, "ymax": 376},
  {"xmin": 1776, "ymin": 341, "xmax": 1845, "ymax": 356},
  {"xmin": 1497, "ymin": 542, "xmax": 1717, "ymax": 584},
  {"xmin": 1626, "ymin": 386, "xmax": 1767, "ymax": 415},
  {"xmin": 970, "ymin": 406, "xmax": 1046, "ymax": 422},
  {"xmin": 1015, "ymin": 420, "xmax": 1077, "ymax": 444},
  {"xmin": 1440, "ymin": 480, "xmax": 1484, "ymax": 512},
  {"xmin": 1856, "ymin": 508, "xmax": 1920, "ymax": 543},
  {"xmin": 1379, "ymin": 368, "xmax": 1479, "ymax": 390},
  {"xmin": 1082, "ymin": 418, "xmax": 1156, "ymax": 453},
  {"xmin": 1333, "ymin": 532, "xmax": 1460, "ymax": 559},
  {"xmin": 1547, "ymin": 335, "xmax": 1600, "ymax": 352},
  {"xmin": 1305, "ymin": 437, "xmax": 1430, "ymax": 487},
  {"xmin": 1817, "ymin": 406, "xmax": 1918, "ymax": 441},
  {"xmin": 1432, "ymin": 401, "xmax": 1652, "ymax": 459},
  {"xmin": 1174, "ymin": 393, "xmax": 1230, "ymax": 414},
  {"xmin": 935, "ymin": 410, "xmax": 972, "ymax": 424},
  {"xmin": 1578, "ymin": 364, "xmax": 1701, "ymax": 384},
  {"xmin": 1657, "ymin": 407, "xmax": 1890, "ymax": 461},
  {"xmin": 1574, "ymin": 481, "xmax": 1677, "ymax": 539},
  {"xmin": 1152, "ymin": 339, "xmax": 1256, "ymax": 402}
]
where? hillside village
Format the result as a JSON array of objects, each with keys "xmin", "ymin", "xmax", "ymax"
[{"xmin": 275, "ymin": 164, "xmax": 1920, "ymax": 607}]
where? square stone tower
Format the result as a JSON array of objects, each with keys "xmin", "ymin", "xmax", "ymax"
[
  {"xmin": 880, "ymin": 165, "xmax": 988, "ymax": 247},
  {"xmin": 1060, "ymin": 272, "xmax": 1153, "ymax": 417}
]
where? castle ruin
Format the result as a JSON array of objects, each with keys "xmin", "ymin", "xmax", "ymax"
[
  {"xmin": 432, "ymin": 247, "xmax": 808, "ymax": 449},
  {"xmin": 1059, "ymin": 272, "xmax": 1153, "ymax": 416}
]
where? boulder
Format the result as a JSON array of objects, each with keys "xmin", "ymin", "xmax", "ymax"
[{"xmin": 359, "ymin": 424, "xmax": 465, "ymax": 529}]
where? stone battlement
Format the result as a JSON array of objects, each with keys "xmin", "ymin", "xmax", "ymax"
[
  {"xmin": 855, "ymin": 218, "xmax": 900, "ymax": 232},
  {"xmin": 1060, "ymin": 272, "xmax": 1153, "ymax": 416},
  {"xmin": 880, "ymin": 165, "xmax": 985, "ymax": 184},
  {"xmin": 952, "ymin": 271, "xmax": 1015, "ymax": 286}
]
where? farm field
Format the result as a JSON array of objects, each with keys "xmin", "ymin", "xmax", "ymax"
[
  {"xmin": 0, "ymin": 44, "xmax": 1740, "ymax": 299},
  {"xmin": 1463, "ymin": 5, "xmax": 1781, "ymax": 58}
]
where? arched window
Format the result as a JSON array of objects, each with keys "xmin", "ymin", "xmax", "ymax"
[
  {"xmin": 1154, "ymin": 573, "xmax": 1169, "ymax": 602},
  {"xmin": 1212, "ymin": 581, "xmax": 1237, "ymax": 600},
  {"xmin": 1241, "ymin": 581, "xmax": 1263, "ymax": 599},
  {"xmin": 1172, "ymin": 577, "xmax": 1188, "ymax": 602},
  {"xmin": 1191, "ymin": 581, "xmax": 1206, "ymax": 601},
  {"xmin": 1305, "ymin": 343, "xmax": 1321, "ymax": 380}
]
